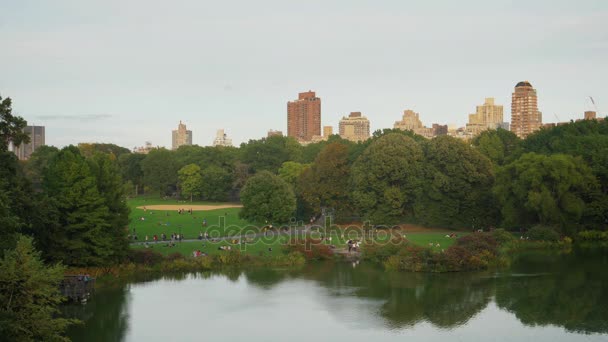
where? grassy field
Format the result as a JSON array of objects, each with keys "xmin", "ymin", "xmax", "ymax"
[
  {"xmin": 127, "ymin": 196, "xmax": 256, "ymax": 240},
  {"xmin": 127, "ymin": 196, "xmax": 467, "ymax": 257},
  {"xmin": 131, "ymin": 236, "xmax": 290, "ymax": 257}
]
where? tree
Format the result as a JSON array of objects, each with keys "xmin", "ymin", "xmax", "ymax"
[
  {"xmin": 39, "ymin": 147, "xmax": 113, "ymax": 266},
  {"xmin": 0, "ymin": 151, "xmax": 36, "ymax": 255},
  {"xmin": 494, "ymin": 153, "xmax": 600, "ymax": 234},
  {"xmin": 278, "ymin": 161, "xmax": 309, "ymax": 188},
  {"xmin": 178, "ymin": 164, "xmax": 203, "ymax": 201},
  {"xmin": 351, "ymin": 134, "xmax": 424, "ymax": 224},
  {"xmin": 23, "ymin": 145, "xmax": 59, "ymax": 191},
  {"xmin": 297, "ymin": 143, "xmax": 353, "ymax": 221},
  {"xmin": 0, "ymin": 235, "xmax": 75, "ymax": 341},
  {"xmin": 141, "ymin": 148, "xmax": 179, "ymax": 196},
  {"xmin": 0, "ymin": 95, "xmax": 29, "ymax": 151},
  {"xmin": 77, "ymin": 143, "xmax": 130, "ymax": 159},
  {"xmin": 200, "ymin": 165, "xmax": 233, "ymax": 201},
  {"xmin": 118, "ymin": 153, "xmax": 146, "ymax": 196},
  {"xmin": 472, "ymin": 128, "xmax": 521, "ymax": 166},
  {"xmin": 88, "ymin": 152, "xmax": 130, "ymax": 263},
  {"xmin": 416, "ymin": 136, "xmax": 498, "ymax": 229},
  {"xmin": 240, "ymin": 171, "xmax": 296, "ymax": 224},
  {"xmin": 240, "ymin": 136, "xmax": 300, "ymax": 173}
]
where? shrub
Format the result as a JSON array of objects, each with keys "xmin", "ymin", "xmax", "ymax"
[
  {"xmin": 128, "ymin": 249, "xmax": 164, "ymax": 265},
  {"xmin": 526, "ymin": 226, "xmax": 560, "ymax": 242},
  {"xmin": 361, "ymin": 235, "xmax": 408, "ymax": 263},
  {"xmin": 577, "ymin": 230, "xmax": 608, "ymax": 241},
  {"xmin": 455, "ymin": 233, "xmax": 499, "ymax": 255},
  {"xmin": 287, "ymin": 238, "xmax": 334, "ymax": 260},
  {"xmin": 491, "ymin": 229, "xmax": 517, "ymax": 245},
  {"xmin": 167, "ymin": 252, "xmax": 184, "ymax": 261}
]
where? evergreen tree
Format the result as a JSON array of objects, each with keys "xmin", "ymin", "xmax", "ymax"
[
  {"xmin": 0, "ymin": 235, "xmax": 75, "ymax": 341},
  {"xmin": 40, "ymin": 147, "xmax": 112, "ymax": 266},
  {"xmin": 88, "ymin": 152, "xmax": 130, "ymax": 263}
]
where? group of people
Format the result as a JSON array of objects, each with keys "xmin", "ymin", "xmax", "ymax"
[
  {"xmin": 347, "ymin": 239, "xmax": 360, "ymax": 253},
  {"xmin": 177, "ymin": 208, "xmax": 193, "ymax": 215},
  {"xmin": 198, "ymin": 231, "xmax": 210, "ymax": 240}
]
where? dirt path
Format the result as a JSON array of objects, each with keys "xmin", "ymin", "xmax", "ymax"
[{"xmin": 136, "ymin": 204, "xmax": 243, "ymax": 211}]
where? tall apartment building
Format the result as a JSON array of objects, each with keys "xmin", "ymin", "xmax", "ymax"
[
  {"xmin": 466, "ymin": 98, "xmax": 505, "ymax": 136},
  {"xmin": 323, "ymin": 126, "xmax": 333, "ymax": 137},
  {"xmin": 213, "ymin": 129, "xmax": 233, "ymax": 147},
  {"xmin": 511, "ymin": 81, "xmax": 542, "ymax": 138},
  {"xmin": 394, "ymin": 109, "xmax": 423, "ymax": 131},
  {"xmin": 339, "ymin": 112, "xmax": 370, "ymax": 142},
  {"xmin": 172, "ymin": 121, "xmax": 192, "ymax": 150},
  {"xmin": 13, "ymin": 125, "xmax": 45, "ymax": 160},
  {"xmin": 287, "ymin": 91, "xmax": 321, "ymax": 142}
]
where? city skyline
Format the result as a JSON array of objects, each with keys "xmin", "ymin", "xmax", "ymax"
[{"xmin": 1, "ymin": 0, "xmax": 606, "ymax": 148}]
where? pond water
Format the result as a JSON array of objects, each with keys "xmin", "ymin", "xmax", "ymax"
[{"xmin": 66, "ymin": 247, "xmax": 608, "ymax": 341}]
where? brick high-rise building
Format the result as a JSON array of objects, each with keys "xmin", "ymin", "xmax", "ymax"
[
  {"xmin": 287, "ymin": 91, "xmax": 321, "ymax": 142},
  {"xmin": 172, "ymin": 121, "xmax": 192, "ymax": 150},
  {"xmin": 511, "ymin": 81, "xmax": 542, "ymax": 138},
  {"xmin": 13, "ymin": 125, "xmax": 45, "ymax": 160},
  {"xmin": 466, "ymin": 98, "xmax": 505, "ymax": 136},
  {"xmin": 339, "ymin": 112, "xmax": 370, "ymax": 142}
]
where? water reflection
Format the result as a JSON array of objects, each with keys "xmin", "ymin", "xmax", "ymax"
[{"xmin": 66, "ymin": 248, "xmax": 608, "ymax": 341}]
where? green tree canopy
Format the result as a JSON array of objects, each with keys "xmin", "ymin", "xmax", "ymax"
[
  {"xmin": 471, "ymin": 128, "xmax": 521, "ymax": 166},
  {"xmin": 141, "ymin": 148, "xmax": 179, "ymax": 196},
  {"xmin": 0, "ymin": 95, "xmax": 29, "ymax": 151},
  {"xmin": 416, "ymin": 136, "xmax": 498, "ymax": 229},
  {"xmin": 240, "ymin": 136, "xmax": 301, "ymax": 173},
  {"xmin": 494, "ymin": 153, "xmax": 600, "ymax": 233},
  {"xmin": 178, "ymin": 163, "xmax": 203, "ymax": 201},
  {"xmin": 39, "ymin": 147, "xmax": 113, "ymax": 266},
  {"xmin": 278, "ymin": 161, "xmax": 309, "ymax": 188},
  {"xmin": 77, "ymin": 143, "xmax": 130, "ymax": 159},
  {"xmin": 240, "ymin": 171, "xmax": 296, "ymax": 224},
  {"xmin": 297, "ymin": 142, "xmax": 353, "ymax": 221},
  {"xmin": 352, "ymin": 133, "xmax": 424, "ymax": 224},
  {"xmin": 200, "ymin": 165, "xmax": 233, "ymax": 201},
  {"xmin": 88, "ymin": 152, "xmax": 130, "ymax": 263},
  {"xmin": 0, "ymin": 235, "xmax": 74, "ymax": 341},
  {"xmin": 118, "ymin": 152, "xmax": 146, "ymax": 195}
]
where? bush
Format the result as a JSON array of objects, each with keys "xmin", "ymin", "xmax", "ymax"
[
  {"xmin": 361, "ymin": 234, "xmax": 408, "ymax": 263},
  {"xmin": 128, "ymin": 249, "xmax": 164, "ymax": 265},
  {"xmin": 526, "ymin": 226, "xmax": 560, "ymax": 242},
  {"xmin": 491, "ymin": 229, "xmax": 517, "ymax": 245},
  {"xmin": 577, "ymin": 230, "xmax": 608, "ymax": 241},
  {"xmin": 287, "ymin": 238, "xmax": 334, "ymax": 260},
  {"xmin": 167, "ymin": 252, "xmax": 184, "ymax": 261},
  {"xmin": 455, "ymin": 233, "xmax": 499, "ymax": 255}
]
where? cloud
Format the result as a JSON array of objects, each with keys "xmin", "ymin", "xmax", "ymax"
[{"xmin": 32, "ymin": 114, "xmax": 113, "ymax": 121}]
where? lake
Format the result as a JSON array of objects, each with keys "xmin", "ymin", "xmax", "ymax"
[{"xmin": 66, "ymin": 247, "xmax": 608, "ymax": 341}]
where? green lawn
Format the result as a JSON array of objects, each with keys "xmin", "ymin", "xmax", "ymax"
[
  {"xmin": 127, "ymin": 196, "xmax": 467, "ymax": 256},
  {"xmin": 131, "ymin": 236, "xmax": 290, "ymax": 257},
  {"xmin": 127, "ymin": 196, "xmax": 256, "ymax": 240}
]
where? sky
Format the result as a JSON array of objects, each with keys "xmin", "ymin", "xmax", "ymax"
[{"xmin": 1, "ymin": 0, "xmax": 607, "ymax": 148}]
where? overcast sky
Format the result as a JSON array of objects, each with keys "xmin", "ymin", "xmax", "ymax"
[{"xmin": 1, "ymin": 0, "xmax": 607, "ymax": 148}]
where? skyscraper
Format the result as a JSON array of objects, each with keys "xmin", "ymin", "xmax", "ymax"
[
  {"xmin": 466, "ymin": 98, "xmax": 505, "ymax": 136},
  {"xmin": 172, "ymin": 121, "xmax": 192, "ymax": 150},
  {"xmin": 13, "ymin": 125, "xmax": 45, "ymax": 160},
  {"xmin": 287, "ymin": 91, "xmax": 321, "ymax": 142},
  {"xmin": 510, "ymin": 81, "xmax": 542, "ymax": 138},
  {"xmin": 339, "ymin": 112, "xmax": 370, "ymax": 142}
]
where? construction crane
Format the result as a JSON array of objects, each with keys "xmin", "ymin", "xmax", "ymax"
[{"xmin": 589, "ymin": 96, "xmax": 599, "ymax": 113}]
